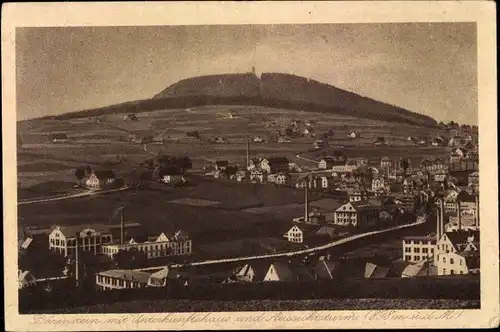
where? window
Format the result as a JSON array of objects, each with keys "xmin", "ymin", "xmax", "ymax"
[
  {"xmin": 422, "ymin": 248, "xmax": 428, "ymax": 253},
  {"xmin": 405, "ymin": 255, "xmax": 412, "ymax": 261},
  {"xmin": 443, "ymin": 268, "xmax": 447, "ymax": 274},
  {"xmin": 443, "ymin": 257, "xmax": 446, "ymax": 263},
  {"xmin": 450, "ymin": 269, "xmax": 454, "ymax": 275},
  {"xmin": 450, "ymin": 258, "xmax": 454, "ymax": 264},
  {"xmin": 414, "ymin": 248, "xmax": 420, "ymax": 253}
]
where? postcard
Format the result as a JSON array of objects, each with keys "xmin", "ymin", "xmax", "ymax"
[{"xmin": 2, "ymin": 1, "xmax": 498, "ymax": 330}]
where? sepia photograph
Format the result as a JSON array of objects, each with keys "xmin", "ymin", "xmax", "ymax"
[{"xmin": 3, "ymin": 1, "xmax": 498, "ymax": 330}]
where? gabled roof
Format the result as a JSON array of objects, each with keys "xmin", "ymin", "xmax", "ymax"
[
  {"xmin": 364, "ymin": 262, "xmax": 391, "ymax": 279},
  {"xmin": 98, "ymin": 270, "xmax": 152, "ymax": 284},
  {"xmin": 236, "ymin": 262, "xmax": 269, "ymax": 282},
  {"xmin": 20, "ymin": 237, "xmax": 33, "ymax": 250},
  {"xmin": 52, "ymin": 224, "xmax": 112, "ymax": 238},
  {"xmin": 265, "ymin": 157, "xmax": 290, "ymax": 164},
  {"xmin": 52, "ymin": 133, "xmax": 68, "ymax": 139},
  {"xmin": 443, "ymin": 230, "xmax": 479, "ymax": 250},
  {"xmin": 315, "ymin": 258, "xmax": 337, "ymax": 279},
  {"xmin": 457, "ymin": 191, "xmax": 476, "ymax": 203},
  {"xmin": 268, "ymin": 261, "xmax": 313, "ymax": 282}
]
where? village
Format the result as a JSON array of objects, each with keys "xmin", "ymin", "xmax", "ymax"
[{"xmin": 18, "ymin": 116, "xmax": 480, "ymax": 306}]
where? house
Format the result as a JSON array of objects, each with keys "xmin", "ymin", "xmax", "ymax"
[
  {"xmin": 445, "ymin": 215, "xmax": 479, "ymax": 232},
  {"xmin": 214, "ymin": 136, "xmax": 228, "ymax": 144},
  {"xmin": 436, "ymin": 251, "xmax": 480, "ymax": 276},
  {"xmin": 313, "ymin": 139, "xmax": 325, "ymax": 149},
  {"xmin": 247, "ymin": 158, "xmax": 262, "ymax": 171},
  {"xmin": 450, "ymin": 148, "xmax": 467, "ymax": 163},
  {"xmin": 435, "ymin": 231, "xmax": 480, "ymax": 275},
  {"xmin": 401, "ymin": 260, "xmax": 436, "ymax": 278},
  {"xmin": 48, "ymin": 224, "xmax": 113, "ymax": 257},
  {"xmin": 147, "ymin": 266, "xmax": 181, "ymax": 287},
  {"xmin": 430, "ymin": 157, "xmax": 446, "ymax": 172},
  {"xmin": 260, "ymin": 157, "xmax": 289, "ymax": 174},
  {"xmin": 123, "ymin": 113, "xmax": 138, "ymax": 121},
  {"xmin": 52, "ymin": 133, "xmax": 68, "ymax": 143},
  {"xmin": 348, "ymin": 132, "xmax": 360, "ymax": 138},
  {"xmin": 371, "ymin": 177, "xmax": 385, "ymax": 192},
  {"xmin": 374, "ymin": 137, "xmax": 388, "ymax": 146},
  {"xmin": 227, "ymin": 263, "xmax": 269, "ymax": 283},
  {"xmin": 277, "ymin": 137, "xmax": 292, "ymax": 143},
  {"xmin": 101, "ymin": 230, "xmax": 192, "ymax": 259},
  {"xmin": 364, "ymin": 262, "xmax": 391, "ymax": 279},
  {"xmin": 431, "ymin": 137, "xmax": 444, "ymax": 146},
  {"xmin": 349, "ymin": 190, "xmax": 368, "ymax": 202},
  {"xmin": 186, "ymin": 131, "xmax": 200, "ymax": 139},
  {"xmin": 333, "ymin": 200, "xmax": 380, "ymax": 229},
  {"xmin": 303, "ymin": 127, "xmax": 315, "ymax": 136},
  {"xmin": 253, "ymin": 136, "xmax": 265, "ymax": 143},
  {"xmin": 433, "ymin": 169, "xmax": 448, "ymax": 183},
  {"xmin": 468, "ymin": 172, "xmax": 479, "ymax": 190},
  {"xmin": 162, "ymin": 175, "xmax": 187, "ymax": 186},
  {"xmin": 96, "ymin": 270, "xmax": 151, "ymax": 290},
  {"xmin": 215, "ymin": 160, "xmax": 229, "ymax": 171},
  {"xmin": 263, "ymin": 261, "xmax": 314, "ymax": 282},
  {"xmin": 152, "ymin": 136, "xmax": 165, "ymax": 145},
  {"xmin": 314, "ymin": 256, "xmax": 337, "ymax": 280},
  {"xmin": 18, "ymin": 270, "xmax": 37, "ymax": 289},
  {"xmin": 85, "ymin": 170, "xmax": 116, "ymax": 189},
  {"xmin": 319, "ymin": 157, "xmax": 336, "ymax": 169},
  {"xmin": 249, "ymin": 169, "xmax": 266, "ymax": 183},
  {"xmin": 402, "ymin": 235, "xmax": 437, "ymax": 263},
  {"xmin": 283, "ymin": 225, "xmax": 304, "ymax": 243},
  {"xmin": 273, "ymin": 172, "xmax": 290, "ymax": 185},
  {"xmin": 331, "ymin": 165, "xmax": 357, "ymax": 174},
  {"xmin": 380, "ymin": 157, "xmax": 392, "ymax": 169}
]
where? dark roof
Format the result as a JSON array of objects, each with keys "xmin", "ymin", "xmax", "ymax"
[
  {"xmin": 93, "ymin": 170, "xmax": 115, "ymax": 179},
  {"xmin": 266, "ymin": 157, "xmax": 290, "ymax": 164},
  {"xmin": 52, "ymin": 133, "xmax": 68, "ymax": 139},
  {"xmin": 215, "ymin": 160, "xmax": 229, "ymax": 166},
  {"xmin": 445, "ymin": 230, "xmax": 479, "ymax": 249},
  {"xmin": 457, "ymin": 191, "xmax": 476, "ymax": 202}
]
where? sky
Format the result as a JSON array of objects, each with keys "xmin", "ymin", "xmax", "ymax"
[{"xmin": 16, "ymin": 23, "xmax": 477, "ymax": 124}]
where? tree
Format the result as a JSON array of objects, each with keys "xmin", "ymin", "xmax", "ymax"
[
  {"xmin": 113, "ymin": 248, "xmax": 148, "ymax": 269},
  {"xmin": 399, "ymin": 158, "xmax": 410, "ymax": 177},
  {"xmin": 75, "ymin": 167, "xmax": 86, "ymax": 186},
  {"xmin": 85, "ymin": 165, "xmax": 92, "ymax": 176}
]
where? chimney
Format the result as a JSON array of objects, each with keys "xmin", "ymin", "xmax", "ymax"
[
  {"xmin": 436, "ymin": 199, "xmax": 443, "ymax": 241},
  {"xmin": 440, "ymin": 199, "xmax": 445, "ymax": 238},
  {"xmin": 75, "ymin": 232, "xmax": 80, "ymax": 285},
  {"xmin": 475, "ymin": 194, "xmax": 479, "ymax": 228},
  {"xmin": 304, "ymin": 179, "xmax": 309, "ymax": 223},
  {"xmin": 246, "ymin": 138, "xmax": 250, "ymax": 170},
  {"xmin": 120, "ymin": 206, "xmax": 125, "ymax": 245}
]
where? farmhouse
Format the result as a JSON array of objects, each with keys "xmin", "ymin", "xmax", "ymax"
[
  {"xmin": 101, "ymin": 230, "xmax": 192, "ymax": 259},
  {"xmin": 52, "ymin": 133, "xmax": 68, "ymax": 143},
  {"xmin": 48, "ymin": 225, "xmax": 113, "ymax": 257},
  {"xmin": 284, "ymin": 225, "xmax": 304, "ymax": 243},
  {"xmin": 147, "ymin": 266, "xmax": 181, "ymax": 287},
  {"xmin": 215, "ymin": 160, "xmax": 229, "ymax": 171},
  {"xmin": 260, "ymin": 157, "xmax": 289, "ymax": 174},
  {"xmin": 96, "ymin": 270, "xmax": 151, "ymax": 291},
  {"xmin": 402, "ymin": 235, "xmax": 437, "ymax": 263},
  {"xmin": 318, "ymin": 157, "xmax": 335, "ymax": 169},
  {"xmin": 85, "ymin": 170, "xmax": 116, "ymax": 189},
  {"xmin": 249, "ymin": 169, "xmax": 266, "ymax": 183},
  {"xmin": 162, "ymin": 174, "xmax": 187, "ymax": 186},
  {"xmin": 314, "ymin": 139, "xmax": 325, "ymax": 149},
  {"xmin": 348, "ymin": 132, "xmax": 360, "ymax": 138},
  {"xmin": 227, "ymin": 263, "xmax": 269, "ymax": 283},
  {"xmin": 268, "ymin": 172, "xmax": 290, "ymax": 185}
]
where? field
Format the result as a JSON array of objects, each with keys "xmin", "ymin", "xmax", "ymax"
[
  {"xmin": 17, "ymin": 105, "xmax": 450, "ymax": 190},
  {"xmin": 28, "ymin": 298, "xmax": 480, "ymax": 314}
]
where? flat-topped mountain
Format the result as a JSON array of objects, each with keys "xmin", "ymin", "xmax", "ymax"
[{"xmin": 52, "ymin": 72, "xmax": 437, "ymax": 127}]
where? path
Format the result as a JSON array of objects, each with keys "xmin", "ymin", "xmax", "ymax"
[
  {"xmin": 18, "ymin": 186, "xmax": 130, "ymax": 205},
  {"xmin": 138, "ymin": 218, "xmax": 427, "ymax": 272}
]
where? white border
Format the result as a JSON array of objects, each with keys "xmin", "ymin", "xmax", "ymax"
[{"xmin": 2, "ymin": 1, "xmax": 498, "ymax": 330}]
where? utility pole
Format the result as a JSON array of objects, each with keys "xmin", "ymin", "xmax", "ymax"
[
  {"xmin": 120, "ymin": 206, "xmax": 125, "ymax": 245},
  {"xmin": 75, "ymin": 232, "xmax": 80, "ymax": 287},
  {"xmin": 246, "ymin": 137, "xmax": 250, "ymax": 170}
]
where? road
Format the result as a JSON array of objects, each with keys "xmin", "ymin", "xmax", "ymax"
[
  {"xmin": 18, "ymin": 186, "xmax": 130, "ymax": 205},
  {"xmin": 138, "ymin": 218, "xmax": 427, "ymax": 272}
]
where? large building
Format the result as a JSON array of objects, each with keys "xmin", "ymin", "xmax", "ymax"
[
  {"xmin": 48, "ymin": 225, "xmax": 114, "ymax": 257},
  {"xmin": 85, "ymin": 170, "xmax": 116, "ymax": 189},
  {"xmin": 100, "ymin": 230, "xmax": 192, "ymax": 259},
  {"xmin": 260, "ymin": 157, "xmax": 289, "ymax": 174},
  {"xmin": 96, "ymin": 270, "xmax": 151, "ymax": 291},
  {"xmin": 402, "ymin": 235, "xmax": 437, "ymax": 263},
  {"xmin": 333, "ymin": 200, "xmax": 380, "ymax": 229},
  {"xmin": 435, "ymin": 230, "xmax": 480, "ymax": 275}
]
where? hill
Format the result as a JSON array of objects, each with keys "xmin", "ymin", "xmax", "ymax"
[{"xmin": 51, "ymin": 72, "xmax": 437, "ymax": 127}]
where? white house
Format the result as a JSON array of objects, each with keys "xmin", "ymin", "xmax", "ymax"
[
  {"xmin": 162, "ymin": 175, "xmax": 187, "ymax": 185},
  {"xmin": 371, "ymin": 177, "xmax": 385, "ymax": 192},
  {"xmin": 402, "ymin": 235, "xmax": 437, "ymax": 263},
  {"xmin": 435, "ymin": 231, "xmax": 480, "ymax": 275},
  {"xmin": 85, "ymin": 170, "xmax": 116, "ymax": 189},
  {"xmin": 96, "ymin": 270, "xmax": 151, "ymax": 291},
  {"xmin": 263, "ymin": 262, "xmax": 313, "ymax": 282},
  {"xmin": 284, "ymin": 225, "xmax": 303, "ymax": 243},
  {"xmin": 436, "ymin": 251, "xmax": 480, "ymax": 276},
  {"xmin": 18, "ymin": 270, "xmax": 37, "ymax": 289},
  {"xmin": 348, "ymin": 132, "xmax": 360, "ymax": 138}
]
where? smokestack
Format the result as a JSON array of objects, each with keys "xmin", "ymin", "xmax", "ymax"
[
  {"xmin": 440, "ymin": 199, "xmax": 445, "ymax": 238},
  {"xmin": 75, "ymin": 232, "xmax": 80, "ymax": 285},
  {"xmin": 120, "ymin": 206, "xmax": 125, "ymax": 245},
  {"xmin": 457, "ymin": 200, "xmax": 462, "ymax": 231},
  {"xmin": 304, "ymin": 179, "xmax": 309, "ymax": 223},
  {"xmin": 246, "ymin": 138, "xmax": 250, "ymax": 170},
  {"xmin": 436, "ymin": 199, "xmax": 441, "ymax": 241},
  {"xmin": 475, "ymin": 194, "xmax": 479, "ymax": 228}
]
